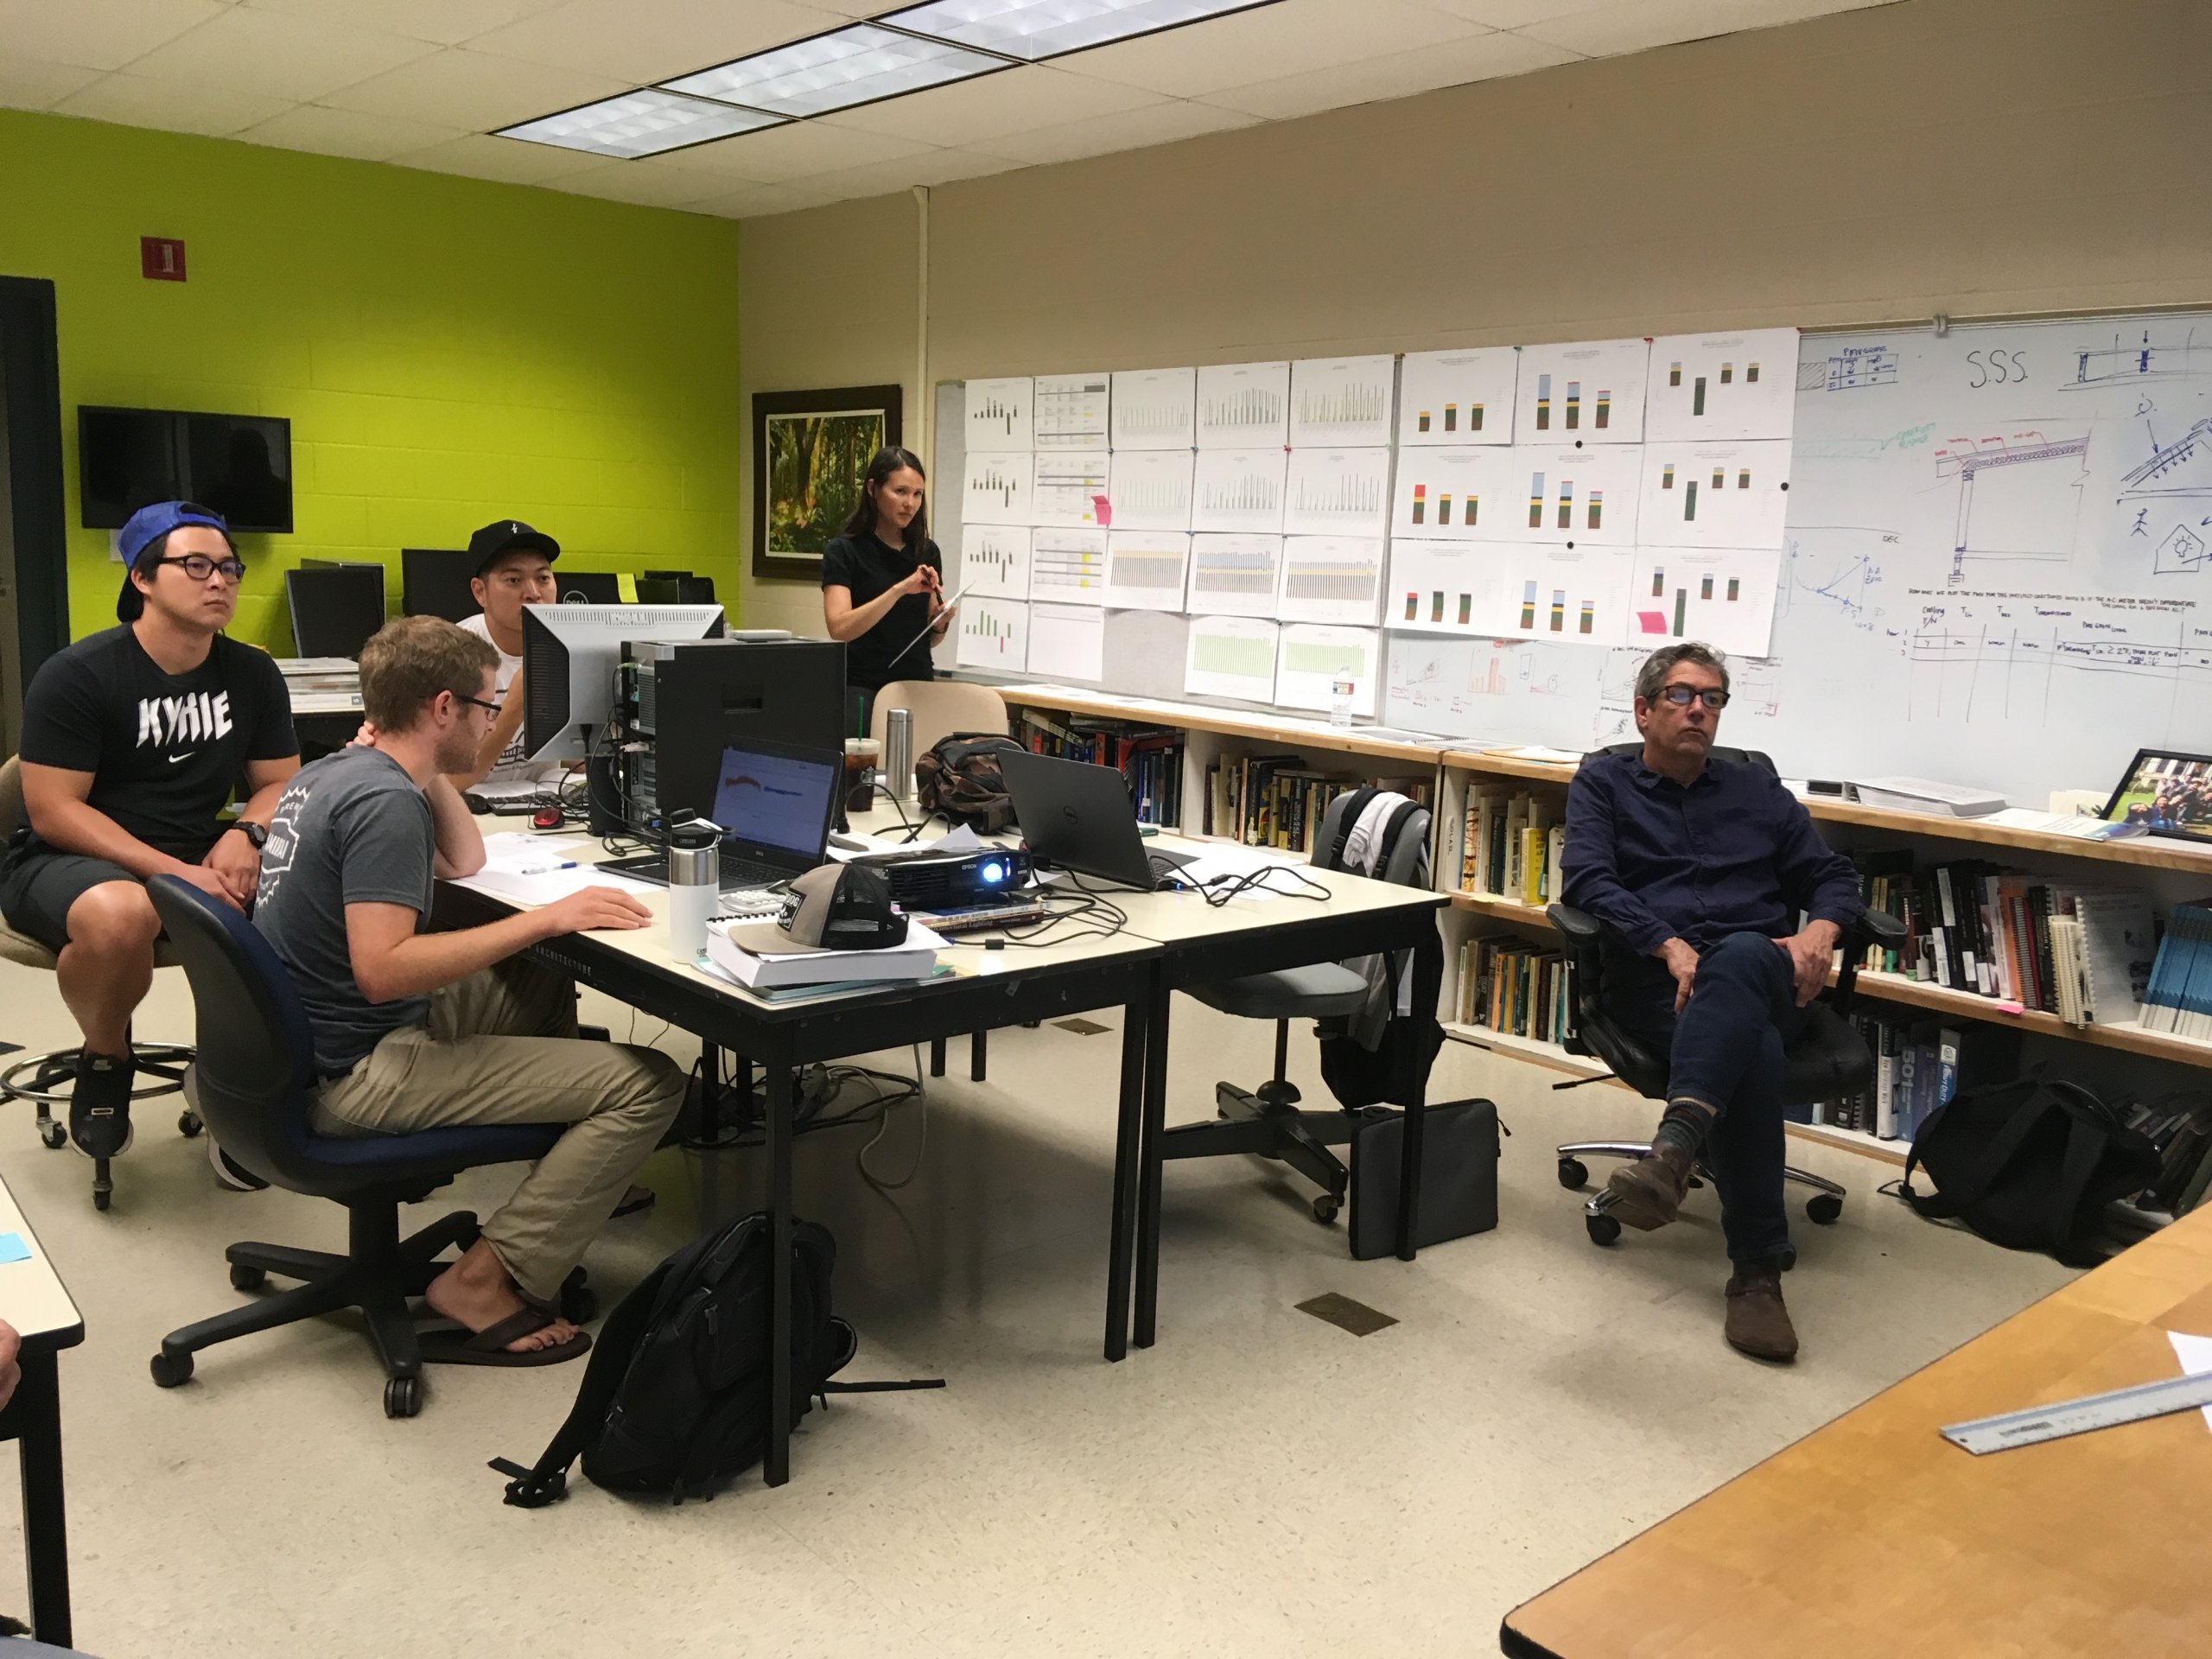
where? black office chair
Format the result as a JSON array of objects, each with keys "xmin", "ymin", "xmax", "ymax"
[
  {"xmin": 1546, "ymin": 743, "xmax": 1907, "ymax": 1255},
  {"xmin": 1162, "ymin": 790, "xmax": 1432, "ymax": 1225},
  {"xmin": 143, "ymin": 876, "xmax": 586, "ymax": 1419}
]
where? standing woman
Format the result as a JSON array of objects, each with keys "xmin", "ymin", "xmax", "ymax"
[{"xmin": 821, "ymin": 447, "xmax": 952, "ymax": 714}]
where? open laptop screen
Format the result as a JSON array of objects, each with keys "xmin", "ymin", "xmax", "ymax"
[{"xmin": 711, "ymin": 739, "xmax": 839, "ymax": 868}]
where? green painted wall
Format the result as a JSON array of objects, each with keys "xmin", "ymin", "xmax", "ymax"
[{"xmin": 0, "ymin": 109, "xmax": 741, "ymax": 648}]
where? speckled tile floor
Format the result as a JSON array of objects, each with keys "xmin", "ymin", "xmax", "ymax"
[{"xmin": 0, "ymin": 959, "xmax": 2070, "ymax": 1657}]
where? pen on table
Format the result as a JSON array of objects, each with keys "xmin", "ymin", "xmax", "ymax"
[{"xmin": 512, "ymin": 861, "xmax": 579, "ymax": 874}]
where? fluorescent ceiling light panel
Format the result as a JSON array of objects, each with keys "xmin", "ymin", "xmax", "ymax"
[
  {"xmin": 497, "ymin": 89, "xmax": 784, "ymax": 158},
  {"xmin": 883, "ymin": 0, "xmax": 1277, "ymax": 61},
  {"xmin": 663, "ymin": 24, "xmax": 1002, "ymax": 118}
]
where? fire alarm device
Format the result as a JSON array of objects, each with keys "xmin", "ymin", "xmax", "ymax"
[{"xmin": 140, "ymin": 238, "xmax": 186, "ymax": 282}]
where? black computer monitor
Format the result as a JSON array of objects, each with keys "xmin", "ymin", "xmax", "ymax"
[
  {"xmin": 553, "ymin": 570, "xmax": 621, "ymax": 604},
  {"xmin": 401, "ymin": 548, "xmax": 478, "ymax": 623},
  {"xmin": 519, "ymin": 603, "xmax": 726, "ymax": 765},
  {"xmin": 285, "ymin": 565, "xmax": 386, "ymax": 659},
  {"xmin": 626, "ymin": 639, "xmax": 847, "ymax": 823},
  {"xmin": 634, "ymin": 575, "xmax": 683, "ymax": 604}
]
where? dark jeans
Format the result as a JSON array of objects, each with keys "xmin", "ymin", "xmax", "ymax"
[{"xmin": 1611, "ymin": 931, "xmax": 1809, "ymax": 1264}]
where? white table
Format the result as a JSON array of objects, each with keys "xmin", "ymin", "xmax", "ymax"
[{"xmin": 0, "ymin": 1170, "xmax": 83, "ymax": 1647}]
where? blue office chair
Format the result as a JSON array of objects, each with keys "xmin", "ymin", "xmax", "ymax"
[{"xmin": 143, "ymin": 875, "xmax": 581, "ymax": 1419}]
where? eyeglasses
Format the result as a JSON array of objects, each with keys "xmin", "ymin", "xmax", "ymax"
[
  {"xmin": 457, "ymin": 694, "xmax": 503, "ymax": 716},
  {"xmin": 1657, "ymin": 684, "xmax": 1730, "ymax": 709},
  {"xmin": 154, "ymin": 553, "xmax": 246, "ymax": 582}
]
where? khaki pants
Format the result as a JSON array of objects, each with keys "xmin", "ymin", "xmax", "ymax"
[{"xmin": 311, "ymin": 958, "xmax": 687, "ymax": 1302}]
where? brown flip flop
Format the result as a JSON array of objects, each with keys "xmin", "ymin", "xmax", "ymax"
[{"xmin": 417, "ymin": 1307, "xmax": 591, "ymax": 1368}]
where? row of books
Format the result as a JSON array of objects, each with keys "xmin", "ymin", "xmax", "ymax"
[
  {"xmin": 1017, "ymin": 711, "xmax": 1185, "ymax": 829},
  {"xmin": 1456, "ymin": 937, "xmax": 1576, "ymax": 1048},
  {"xmin": 2132, "ymin": 898, "xmax": 2212, "ymax": 1037},
  {"xmin": 1459, "ymin": 786, "xmax": 1567, "ymax": 908},
  {"xmin": 1845, "ymin": 851, "xmax": 2157, "ymax": 1027},
  {"xmin": 1801, "ymin": 1014, "xmax": 2021, "ymax": 1140},
  {"xmin": 1200, "ymin": 753, "xmax": 1433, "ymax": 853},
  {"xmin": 2118, "ymin": 1091, "xmax": 2212, "ymax": 1216}
]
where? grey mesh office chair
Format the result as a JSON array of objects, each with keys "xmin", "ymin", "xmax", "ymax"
[{"xmin": 1162, "ymin": 788, "xmax": 1433, "ymax": 1224}]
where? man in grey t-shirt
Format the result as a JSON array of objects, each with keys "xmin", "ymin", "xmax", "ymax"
[{"xmin": 256, "ymin": 617, "xmax": 684, "ymax": 1364}]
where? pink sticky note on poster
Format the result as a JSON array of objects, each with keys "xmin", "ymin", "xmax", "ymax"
[
  {"xmin": 1636, "ymin": 611, "xmax": 1666, "ymax": 633},
  {"xmin": 1092, "ymin": 495, "xmax": 1113, "ymax": 528}
]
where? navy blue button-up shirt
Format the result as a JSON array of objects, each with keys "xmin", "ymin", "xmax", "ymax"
[{"xmin": 1560, "ymin": 750, "xmax": 1861, "ymax": 957}]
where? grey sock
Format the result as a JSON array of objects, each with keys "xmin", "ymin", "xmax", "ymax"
[{"xmin": 1652, "ymin": 1095, "xmax": 1717, "ymax": 1160}]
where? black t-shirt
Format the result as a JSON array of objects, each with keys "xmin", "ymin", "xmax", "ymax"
[
  {"xmin": 16, "ymin": 626, "xmax": 299, "ymax": 861},
  {"xmin": 820, "ymin": 532, "xmax": 943, "ymax": 691}
]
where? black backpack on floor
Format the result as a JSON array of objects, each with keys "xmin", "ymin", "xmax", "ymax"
[
  {"xmin": 492, "ymin": 1212, "xmax": 941, "ymax": 1507},
  {"xmin": 1899, "ymin": 1074, "xmax": 2160, "ymax": 1266}
]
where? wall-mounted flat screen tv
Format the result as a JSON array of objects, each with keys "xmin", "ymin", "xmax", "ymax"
[{"xmin": 78, "ymin": 405, "xmax": 294, "ymax": 533}]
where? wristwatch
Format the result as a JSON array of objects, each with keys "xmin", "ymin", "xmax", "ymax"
[{"xmin": 228, "ymin": 820, "xmax": 270, "ymax": 850}]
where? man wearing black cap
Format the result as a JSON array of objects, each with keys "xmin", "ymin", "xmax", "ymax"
[
  {"xmin": 446, "ymin": 519, "xmax": 560, "ymax": 794},
  {"xmin": 0, "ymin": 501, "xmax": 299, "ymax": 1161}
]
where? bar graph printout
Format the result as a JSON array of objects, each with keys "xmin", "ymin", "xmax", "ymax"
[
  {"xmin": 1104, "ymin": 531, "xmax": 1192, "ymax": 612},
  {"xmin": 964, "ymin": 377, "xmax": 1033, "ymax": 451},
  {"xmin": 1284, "ymin": 448, "xmax": 1391, "ymax": 537},
  {"xmin": 1275, "ymin": 624, "xmax": 1381, "ymax": 715},
  {"xmin": 1646, "ymin": 330, "xmax": 1797, "ymax": 442},
  {"xmin": 963, "ymin": 451, "xmax": 1033, "ymax": 524},
  {"xmin": 1185, "ymin": 533, "xmax": 1285, "ymax": 618},
  {"xmin": 1480, "ymin": 545, "xmax": 1637, "ymax": 646},
  {"xmin": 1399, "ymin": 346, "xmax": 1518, "ymax": 447},
  {"xmin": 1289, "ymin": 355, "xmax": 1395, "ymax": 447},
  {"xmin": 961, "ymin": 524, "xmax": 1031, "ymax": 599},
  {"xmin": 1277, "ymin": 536, "xmax": 1385, "ymax": 626},
  {"xmin": 1110, "ymin": 366, "xmax": 1197, "ymax": 450},
  {"xmin": 1514, "ymin": 337, "xmax": 1651, "ymax": 444},
  {"xmin": 1631, "ymin": 547, "xmax": 1781, "ymax": 657},
  {"xmin": 1192, "ymin": 448, "xmax": 1287, "ymax": 532},
  {"xmin": 1185, "ymin": 614, "xmax": 1280, "ymax": 702},
  {"xmin": 956, "ymin": 598, "xmax": 1029, "ymax": 671},
  {"xmin": 1196, "ymin": 361, "xmax": 1291, "ymax": 448}
]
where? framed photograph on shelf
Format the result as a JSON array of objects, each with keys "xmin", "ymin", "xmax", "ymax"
[
  {"xmin": 2101, "ymin": 747, "xmax": 2212, "ymax": 842},
  {"xmin": 751, "ymin": 385, "xmax": 901, "ymax": 582}
]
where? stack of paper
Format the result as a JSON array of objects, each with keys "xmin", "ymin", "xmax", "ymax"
[
  {"xmin": 276, "ymin": 656, "xmax": 364, "ymax": 715},
  {"xmin": 705, "ymin": 917, "xmax": 945, "ymax": 990}
]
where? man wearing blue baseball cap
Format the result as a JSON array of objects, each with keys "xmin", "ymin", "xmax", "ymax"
[{"xmin": 0, "ymin": 502, "xmax": 300, "ymax": 1165}]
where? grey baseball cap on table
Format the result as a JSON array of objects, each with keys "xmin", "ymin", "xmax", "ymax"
[
  {"xmin": 725, "ymin": 865, "xmax": 909, "ymax": 957},
  {"xmin": 467, "ymin": 518, "xmax": 560, "ymax": 575}
]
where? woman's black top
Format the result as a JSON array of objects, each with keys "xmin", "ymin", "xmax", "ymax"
[{"xmin": 820, "ymin": 532, "xmax": 943, "ymax": 691}]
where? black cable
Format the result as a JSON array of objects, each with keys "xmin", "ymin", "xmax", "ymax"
[{"xmin": 677, "ymin": 1059, "xmax": 923, "ymax": 1154}]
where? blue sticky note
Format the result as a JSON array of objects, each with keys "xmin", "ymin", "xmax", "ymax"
[{"xmin": 0, "ymin": 1233, "xmax": 30, "ymax": 1264}]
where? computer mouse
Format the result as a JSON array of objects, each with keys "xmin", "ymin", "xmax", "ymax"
[
  {"xmin": 532, "ymin": 806, "xmax": 566, "ymax": 830},
  {"xmin": 463, "ymin": 791, "xmax": 491, "ymax": 816}
]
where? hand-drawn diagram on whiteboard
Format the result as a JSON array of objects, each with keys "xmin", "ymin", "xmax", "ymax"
[
  {"xmin": 1288, "ymin": 356, "xmax": 1395, "ymax": 448},
  {"xmin": 1632, "ymin": 548, "xmax": 1781, "ymax": 657},
  {"xmin": 1514, "ymin": 338, "xmax": 1650, "ymax": 443},
  {"xmin": 1109, "ymin": 366, "xmax": 1196, "ymax": 450},
  {"xmin": 1777, "ymin": 525, "xmax": 1889, "ymax": 631},
  {"xmin": 1637, "ymin": 440, "xmax": 1791, "ymax": 551},
  {"xmin": 1646, "ymin": 331, "xmax": 1797, "ymax": 442},
  {"xmin": 1398, "ymin": 347, "xmax": 1517, "ymax": 447},
  {"xmin": 956, "ymin": 599, "xmax": 1028, "ymax": 672},
  {"xmin": 1186, "ymin": 534, "xmax": 1285, "ymax": 618},
  {"xmin": 1798, "ymin": 341, "xmax": 1898, "ymax": 393},
  {"xmin": 1383, "ymin": 636, "xmax": 1601, "ymax": 742},
  {"xmin": 962, "ymin": 452, "xmax": 1033, "ymax": 525},
  {"xmin": 961, "ymin": 524, "xmax": 1031, "ymax": 600},
  {"xmin": 1278, "ymin": 537, "xmax": 1384, "ymax": 626},
  {"xmin": 2064, "ymin": 326, "xmax": 2212, "ymax": 389},
  {"xmin": 1191, "ymin": 448, "xmax": 1287, "ymax": 532},
  {"xmin": 964, "ymin": 377, "xmax": 1033, "ymax": 452},
  {"xmin": 1899, "ymin": 590, "xmax": 2212, "ymax": 727},
  {"xmin": 1031, "ymin": 449, "xmax": 1109, "ymax": 528},
  {"xmin": 1033, "ymin": 372, "xmax": 1111, "ymax": 448},
  {"xmin": 1932, "ymin": 429, "xmax": 2089, "ymax": 586},
  {"xmin": 1195, "ymin": 361, "xmax": 1290, "ymax": 448}
]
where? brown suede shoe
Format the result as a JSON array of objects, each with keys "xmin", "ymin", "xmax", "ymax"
[
  {"xmin": 1723, "ymin": 1261, "xmax": 1798, "ymax": 1363},
  {"xmin": 1600, "ymin": 1141, "xmax": 1693, "ymax": 1230}
]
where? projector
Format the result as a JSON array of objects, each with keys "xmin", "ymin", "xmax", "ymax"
[{"xmin": 849, "ymin": 844, "xmax": 1034, "ymax": 912}]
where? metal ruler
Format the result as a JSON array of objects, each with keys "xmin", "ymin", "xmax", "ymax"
[{"xmin": 1942, "ymin": 1370, "xmax": 2212, "ymax": 1455}]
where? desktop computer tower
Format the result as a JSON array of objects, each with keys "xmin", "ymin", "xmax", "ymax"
[{"xmin": 620, "ymin": 637, "xmax": 846, "ymax": 833}]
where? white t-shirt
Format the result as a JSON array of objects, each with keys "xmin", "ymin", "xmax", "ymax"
[{"xmin": 457, "ymin": 613, "xmax": 554, "ymax": 789}]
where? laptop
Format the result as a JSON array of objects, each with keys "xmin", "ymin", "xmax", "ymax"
[
  {"xmin": 605, "ymin": 736, "xmax": 840, "ymax": 893},
  {"xmin": 1000, "ymin": 749, "xmax": 1197, "ymax": 892}
]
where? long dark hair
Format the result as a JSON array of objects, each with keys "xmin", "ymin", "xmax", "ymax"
[{"xmin": 842, "ymin": 445, "xmax": 929, "ymax": 554}]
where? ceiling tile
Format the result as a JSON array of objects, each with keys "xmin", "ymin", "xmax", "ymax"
[
  {"xmin": 680, "ymin": 179, "xmax": 841, "ymax": 219},
  {"xmin": 234, "ymin": 103, "xmax": 467, "ymax": 161},
  {"xmin": 465, "ymin": 0, "xmax": 833, "ymax": 86},
  {"xmin": 655, "ymin": 123, "xmax": 944, "ymax": 185},
  {"xmin": 820, "ymin": 63, "xmax": 1162, "ymax": 147},
  {"xmin": 0, "ymin": 57, "xmax": 108, "ymax": 112},
  {"xmin": 1515, "ymin": 0, "xmax": 1883, "ymax": 56},
  {"xmin": 238, "ymin": 0, "xmax": 572, "ymax": 50},
  {"xmin": 1205, "ymin": 25, "xmax": 1579, "ymax": 118},
  {"xmin": 123, "ymin": 8, "xmax": 441, "ymax": 104},
  {"xmin": 802, "ymin": 145, "xmax": 1020, "ymax": 201},
  {"xmin": 1397, "ymin": 0, "xmax": 1614, "ymax": 24},
  {"xmin": 537, "ymin": 159, "xmax": 731, "ymax": 208},
  {"xmin": 391, "ymin": 130, "xmax": 601, "ymax": 183},
  {"xmin": 316, "ymin": 48, "xmax": 632, "ymax": 129},
  {"xmin": 54, "ymin": 72, "xmax": 295, "ymax": 139},
  {"xmin": 977, "ymin": 99, "xmax": 1258, "ymax": 168},
  {"xmin": 0, "ymin": 0, "xmax": 226, "ymax": 73},
  {"xmin": 1052, "ymin": 0, "xmax": 1483, "ymax": 98}
]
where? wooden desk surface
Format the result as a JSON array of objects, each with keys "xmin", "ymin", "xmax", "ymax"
[
  {"xmin": 1502, "ymin": 1205, "xmax": 2212, "ymax": 1659},
  {"xmin": 0, "ymin": 1172, "xmax": 83, "ymax": 1355}
]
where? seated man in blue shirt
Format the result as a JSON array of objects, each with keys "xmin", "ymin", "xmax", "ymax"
[{"xmin": 1560, "ymin": 643, "xmax": 1860, "ymax": 1363}]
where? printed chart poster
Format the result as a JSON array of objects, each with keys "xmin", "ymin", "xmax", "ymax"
[
  {"xmin": 1105, "ymin": 448, "xmax": 1195, "ymax": 532},
  {"xmin": 1109, "ymin": 366, "xmax": 1197, "ymax": 451},
  {"xmin": 1480, "ymin": 545, "xmax": 1637, "ymax": 646},
  {"xmin": 1399, "ymin": 346, "xmax": 1518, "ymax": 447},
  {"xmin": 1028, "ymin": 527, "xmax": 1108, "ymax": 606},
  {"xmin": 964, "ymin": 377, "xmax": 1033, "ymax": 452},
  {"xmin": 1185, "ymin": 614, "xmax": 1280, "ymax": 703},
  {"xmin": 1284, "ymin": 447, "xmax": 1391, "ymax": 537},
  {"xmin": 1278, "ymin": 536, "xmax": 1385, "ymax": 626},
  {"xmin": 962, "ymin": 451, "xmax": 1033, "ymax": 525},
  {"xmin": 956, "ymin": 598, "xmax": 1028, "ymax": 672},
  {"xmin": 961, "ymin": 524, "xmax": 1031, "ymax": 600},
  {"xmin": 1031, "ymin": 450, "xmax": 1109, "ymax": 528},
  {"xmin": 1288, "ymin": 355, "xmax": 1395, "ymax": 448},
  {"xmin": 1393, "ymin": 445, "xmax": 1519, "ymax": 541},
  {"xmin": 1635, "ymin": 439, "xmax": 1790, "ymax": 551},
  {"xmin": 1185, "ymin": 534, "xmax": 1284, "ymax": 618},
  {"xmin": 1192, "ymin": 448, "xmax": 1287, "ymax": 533},
  {"xmin": 1385, "ymin": 538, "xmax": 1506, "ymax": 635},
  {"xmin": 1497, "ymin": 443, "xmax": 1643, "ymax": 547},
  {"xmin": 1196, "ymin": 360, "xmax": 1291, "ymax": 449},
  {"xmin": 1033, "ymin": 372, "xmax": 1111, "ymax": 448},
  {"xmin": 1645, "ymin": 329, "xmax": 1798, "ymax": 442},
  {"xmin": 1514, "ymin": 337, "xmax": 1651, "ymax": 444},
  {"xmin": 1029, "ymin": 601, "xmax": 1106, "ymax": 683},
  {"xmin": 1630, "ymin": 547, "xmax": 1782, "ymax": 658},
  {"xmin": 1103, "ymin": 531, "xmax": 1191, "ymax": 613},
  {"xmin": 1275, "ymin": 624, "xmax": 1381, "ymax": 715}
]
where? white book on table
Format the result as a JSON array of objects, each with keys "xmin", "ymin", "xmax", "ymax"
[{"xmin": 705, "ymin": 918, "xmax": 944, "ymax": 990}]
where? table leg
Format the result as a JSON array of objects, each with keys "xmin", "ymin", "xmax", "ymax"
[
  {"xmin": 929, "ymin": 1038, "xmax": 946, "ymax": 1078},
  {"xmin": 13, "ymin": 1352, "xmax": 70, "ymax": 1648},
  {"xmin": 1397, "ymin": 1075, "xmax": 1427, "ymax": 1262},
  {"xmin": 1133, "ymin": 971, "xmax": 1172, "ymax": 1350},
  {"xmin": 765, "ymin": 1056, "xmax": 795, "ymax": 1487},
  {"xmin": 969, "ymin": 1028, "xmax": 988, "ymax": 1083},
  {"xmin": 1103, "ymin": 998, "xmax": 1147, "ymax": 1363}
]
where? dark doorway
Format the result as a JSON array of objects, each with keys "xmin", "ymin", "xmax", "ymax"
[{"xmin": 0, "ymin": 276, "xmax": 69, "ymax": 751}]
